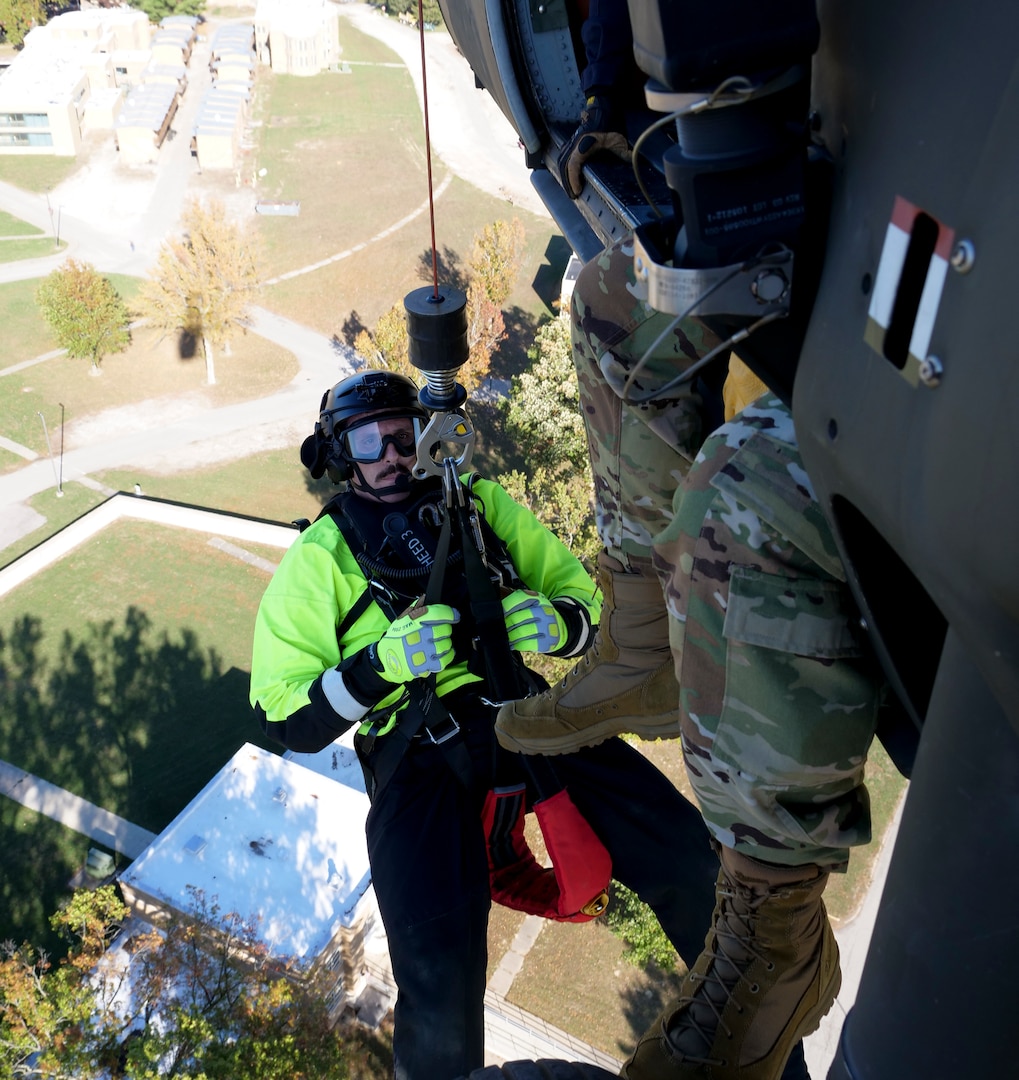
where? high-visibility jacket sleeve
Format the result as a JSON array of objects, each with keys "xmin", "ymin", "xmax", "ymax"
[
  {"xmin": 470, "ymin": 477, "xmax": 601, "ymax": 632},
  {"xmin": 250, "ymin": 516, "xmax": 402, "ymax": 750},
  {"xmin": 250, "ymin": 479, "xmax": 600, "ymax": 753}
]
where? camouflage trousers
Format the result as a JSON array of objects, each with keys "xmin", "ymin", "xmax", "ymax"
[
  {"xmin": 570, "ymin": 235, "xmax": 718, "ymax": 568},
  {"xmin": 572, "ymin": 239, "xmax": 883, "ymax": 867}
]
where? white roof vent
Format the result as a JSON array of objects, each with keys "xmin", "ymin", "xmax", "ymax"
[{"xmin": 183, "ymin": 834, "xmax": 207, "ymax": 856}]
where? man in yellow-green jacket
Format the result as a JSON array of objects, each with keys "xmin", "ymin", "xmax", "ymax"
[{"xmin": 250, "ymin": 370, "xmax": 719, "ymax": 1080}]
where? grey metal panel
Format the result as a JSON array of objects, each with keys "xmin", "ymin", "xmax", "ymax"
[
  {"xmin": 794, "ymin": 0, "xmax": 1019, "ymax": 731},
  {"xmin": 511, "ymin": 0, "xmax": 583, "ymax": 125},
  {"xmin": 439, "ymin": 0, "xmax": 543, "ymax": 155},
  {"xmin": 529, "ymin": 168, "xmax": 603, "ymax": 262},
  {"xmin": 484, "ymin": 0, "xmax": 543, "ymax": 152}
]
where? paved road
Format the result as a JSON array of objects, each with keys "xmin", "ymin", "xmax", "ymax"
[
  {"xmin": 0, "ymin": 759, "xmax": 156, "ymax": 859},
  {"xmin": 0, "ymin": 5, "xmax": 542, "ymax": 540},
  {"xmin": 0, "ymin": 308, "xmax": 355, "ymax": 525}
]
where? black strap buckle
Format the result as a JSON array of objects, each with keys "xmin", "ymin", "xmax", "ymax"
[{"xmin": 424, "ymin": 712, "xmax": 461, "ymax": 745}]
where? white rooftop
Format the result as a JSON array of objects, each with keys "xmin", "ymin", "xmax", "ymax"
[
  {"xmin": 119, "ymin": 743, "xmax": 373, "ymax": 962},
  {"xmin": 115, "ymin": 81, "xmax": 178, "ymax": 132},
  {"xmin": 0, "ymin": 38, "xmax": 90, "ymax": 106},
  {"xmin": 256, "ymin": 0, "xmax": 337, "ymax": 34},
  {"xmin": 284, "ymin": 730, "xmax": 368, "ymax": 795}
]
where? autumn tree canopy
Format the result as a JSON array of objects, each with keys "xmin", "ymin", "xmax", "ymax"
[
  {"xmin": 353, "ymin": 218, "xmax": 525, "ymax": 396},
  {"xmin": 497, "ymin": 314, "xmax": 599, "ymax": 564},
  {"xmin": 0, "ymin": 0, "xmax": 45, "ymax": 47},
  {"xmin": 139, "ymin": 199, "xmax": 262, "ymax": 386},
  {"xmin": 0, "ymin": 885, "xmax": 392, "ymax": 1079},
  {"xmin": 131, "ymin": 0, "xmax": 206, "ymax": 22},
  {"xmin": 36, "ymin": 259, "xmax": 131, "ymax": 373}
]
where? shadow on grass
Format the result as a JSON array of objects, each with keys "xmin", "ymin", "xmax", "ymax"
[
  {"xmin": 0, "ymin": 607, "xmax": 277, "ymax": 951},
  {"xmin": 616, "ymin": 963, "xmax": 685, "ymax": 1057},
  {"xmin": 302, "ymin": 469, "xmax": 343, "ymax": 509},
  {"xmin": 531, "ymin": 233, "xmax": 573, "ymax": 311}
]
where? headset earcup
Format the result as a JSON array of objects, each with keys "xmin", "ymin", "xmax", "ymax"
[{"xmin": 300, "ymin": 430, "xmax": 331, "ymax": 480}]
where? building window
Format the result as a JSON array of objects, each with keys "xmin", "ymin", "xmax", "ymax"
[
  {"xmin": 0, "ymin": 112, "xmax": 49, "ymax": 128},
  {"xmin": 116, "ymin": 66, "xmax": 128, "ymax": 76},
  {"xmin": 0, "ymin": 131, "xmax": 54, "ymax": 147}
]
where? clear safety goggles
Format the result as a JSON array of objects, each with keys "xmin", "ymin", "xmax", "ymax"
[{"xmin": 340, "ymin": 415, "xmax": 424, "ymax": 463}]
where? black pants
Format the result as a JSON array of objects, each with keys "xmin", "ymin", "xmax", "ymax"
[{"xmin": 363, "ymin": 703, "xmax": 721, "ymax": 1080}]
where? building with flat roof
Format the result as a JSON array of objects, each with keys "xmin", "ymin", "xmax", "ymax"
[
  {"xmin": 118, "ymin": 742, "xmax": 382, "ymax": 1021},
  {"xmin": 254, "ymin": 0, "xmax": 340, "ymax": 76},
  {"xmin": 114, "ymin": 79, "xmax": 179, "ymax": 164},
  {"xmin": 0, "ymin": 7, "xmax": 151, "ymax": 156},
  {"xmin": 192, "ymin": 85, "xmax": 248, "ymax": 170}
]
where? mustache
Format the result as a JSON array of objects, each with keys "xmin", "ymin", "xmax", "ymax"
[{"xmin": 377, "ymin": 463, "xmax": 412, "ymax": 479}]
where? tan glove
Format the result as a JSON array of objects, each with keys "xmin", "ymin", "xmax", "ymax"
[{"xmin": 558, "ymin": 95, "xmax": 632, "ymax": 199}]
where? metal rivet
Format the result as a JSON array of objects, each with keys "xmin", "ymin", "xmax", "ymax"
[
  {"xmin": 919, "ymin": 355, "xmax": 943, "ymax": 388},
  {"xmin": 751, "ymin": 268, "xmax": 789, "ymax": 304},
  {"xmin": 950, "ymin": 239, "xmax": 975, "ymax": 274}
]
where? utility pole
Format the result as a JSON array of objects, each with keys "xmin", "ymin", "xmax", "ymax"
[
  {"xmin": 45, "ymin": 191, "xmax": 58, "ymax": 249},
  {"xmin": 37, "ymin": 411, "xmax": 61, "ymax": 493},
  {"xmin": 57, "ymin": 402, "xmax": 65, "ymax": 497}
]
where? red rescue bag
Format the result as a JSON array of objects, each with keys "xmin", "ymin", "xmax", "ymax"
[{"xmin": 482, "ymin": 781, "xmax": 611, "ymax": 922}]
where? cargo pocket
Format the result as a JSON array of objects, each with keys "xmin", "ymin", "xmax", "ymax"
[{"xmin": 708, "ymin": 566, "xmax": 880, "ymax": 854}]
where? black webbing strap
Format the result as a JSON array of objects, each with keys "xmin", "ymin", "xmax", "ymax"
[
  {"xmin": 451, "ymin": 494, "xmax": 529, "ymax": 705},
  {"xmin": 326, "ymin": 481, "xmax": 520, "ymax": 800},
  {"xmin": 360, "ymin": 504, "xmax": 479, "ymax": 798}
]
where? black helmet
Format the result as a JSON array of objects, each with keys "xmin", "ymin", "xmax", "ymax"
[{"xmin": 301, "ymin": 370, "xmax": 428, "ymax": 483}]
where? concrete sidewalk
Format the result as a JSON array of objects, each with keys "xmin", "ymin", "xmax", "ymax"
[
  {"xmin": 0, "ymin": 306, "xmax": 356, "ymax": 541},
  {"xmin": 0, "ymin": 759, "xmax": 156, "ymax": 859}
]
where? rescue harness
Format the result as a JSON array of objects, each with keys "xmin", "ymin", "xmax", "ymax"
[{"xmin": 313, "ymin": 471, "xmax": 611, "ymax": 922}]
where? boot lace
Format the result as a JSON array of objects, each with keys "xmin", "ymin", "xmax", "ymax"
[
  {"xmin": 549, "ymin": 634, "xmax": 604, "ymax": 691},
  {"xmin": 665, "ymin": 883, "xmax": 774, "ymax": 1065}
]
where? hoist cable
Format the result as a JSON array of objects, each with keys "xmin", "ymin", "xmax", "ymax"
[{"xmin": 417, "ymin": 0, "xmax": 440, "ymax": 299}]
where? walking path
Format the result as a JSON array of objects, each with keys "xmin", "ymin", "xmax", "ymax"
[{"xmin": 0, "ymin": 760, "xmax": 156, "ymax": 859}]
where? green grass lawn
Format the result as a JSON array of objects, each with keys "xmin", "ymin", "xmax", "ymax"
[
  {"xmin": 1, "ymin": 322, "xmax": 298, "ymax": 463},
  {"xmin": 97, "ymin": 444, "xmax": 338, "ymax": 526},
  {"xmin": 0, "ymin": 209, "xmax": 43, "ymax": 236},
  {"xmin": 0, "ymin": 277, "xmax": 62, "ymax": 369},
  {"xmin": 250, "ymin": 22, "xmax": 564, "ymax": 357},
  {"xmin": 0, "ymin": 519, "xmax": 277, "ymax": 823},
  {"xmin": 0, "ymin": 154, "xmax": 80, "ymax": 193},
  {"xmin": 0, "ymin": 237, "xmax": 66, "ymax": 262},
  {"xmin": 0, "ymin": 274, "xmax": 141, "ymax": 381},
  {"xmin": 509, "ymin": 916, "xmax": 685, "ymax": 1062}
]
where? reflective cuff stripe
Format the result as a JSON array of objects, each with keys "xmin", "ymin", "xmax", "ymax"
[
  {"xmin": 321, "ymin": 667, "xmax": 372, "ymax": 723},
  {"xmin": 551, "ymin": 597, "xmax": 594, "ymax": 658}
]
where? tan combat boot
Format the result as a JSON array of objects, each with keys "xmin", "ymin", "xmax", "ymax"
[
  {"xmin": 495, "ymin": 551, "xmax": 680, "ymax": 755},
  {"xmin": 623, "ymin": 846, "xmax": 841, "ymax": 1080}
]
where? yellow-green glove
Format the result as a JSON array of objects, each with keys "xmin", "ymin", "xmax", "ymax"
[
  {"xmin": 369, "ymin": 602, "xmax": 460, "ymax": 683},
  {"xmin": 501, "ymin": 589, "xmax": 568, "ymax": 654}
]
